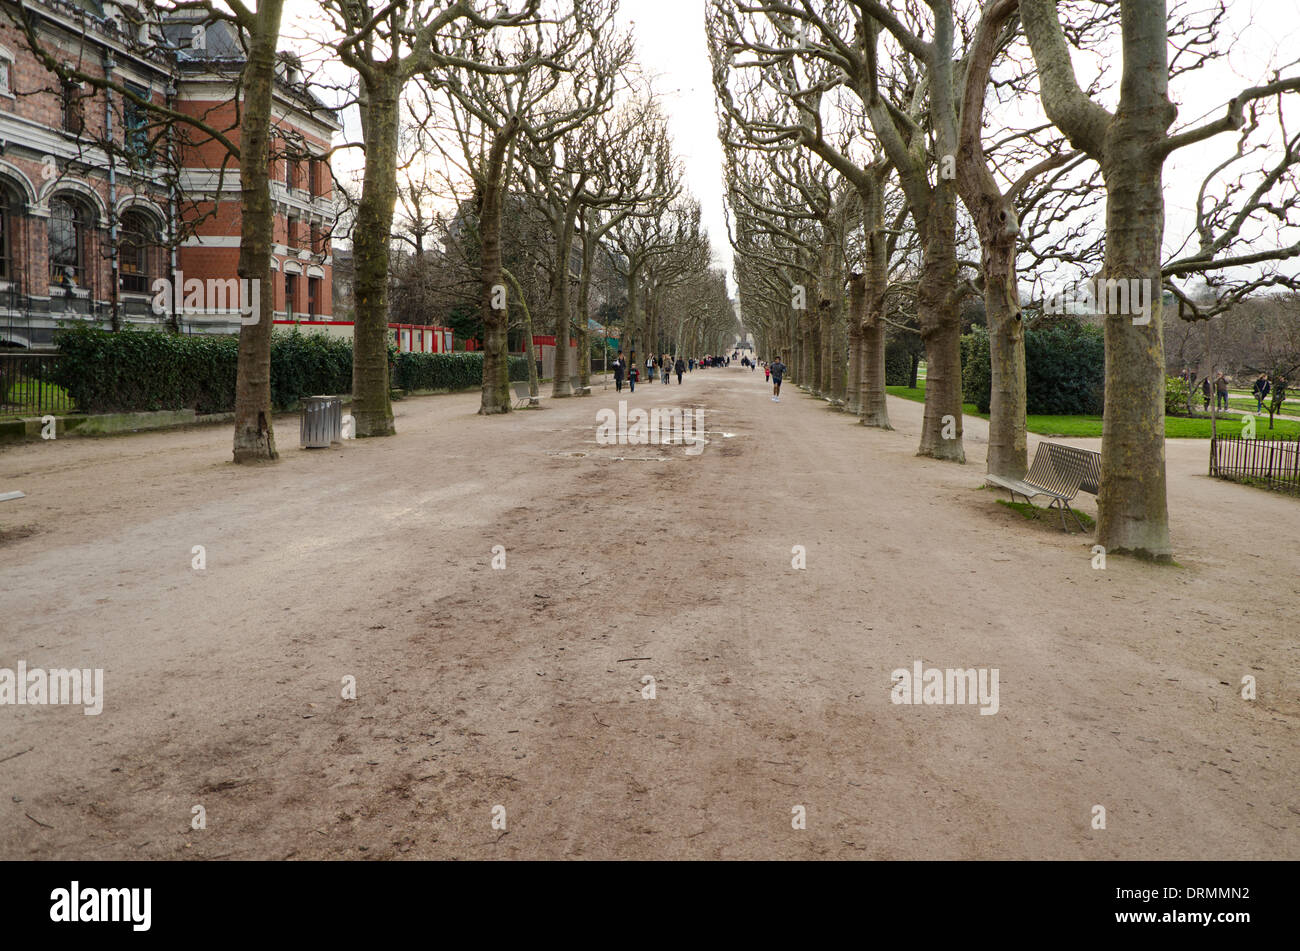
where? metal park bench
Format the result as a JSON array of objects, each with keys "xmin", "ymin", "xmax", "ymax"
[
  {"xmin": 987, "ymin": 442, "xmax": 1101, "ymax": 531},
  {"xmin": 513, "ymin": 381, "xmax": 537, "ymax": 408}
]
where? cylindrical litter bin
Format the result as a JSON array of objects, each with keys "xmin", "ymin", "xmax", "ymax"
[{"xmin": 300, "ymin": 395, "xmax": 342, "ymax": 448}]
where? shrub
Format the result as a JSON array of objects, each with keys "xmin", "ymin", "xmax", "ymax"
[
  {"xmin": 960, "ymin": 319, "xmax": 1105, "ymax": 416},
  {"xmin": 1165, "ymin": 375, "xmax": 1191, "ymax": 416},
  {"xmin": 270, "ymin": 331, "xmax": 353, "ymax": 409},
  {"xmin": 393, "ymin": 351, "xmax": 527, "ymax": 391},
  {"xmin": 961, "ymin": 328, "xmax": 992, "ymax": 412},
  {"xmin": 885, "ymin": 338, "xmax": 914, "ymax": 386},
  {"xmin": 55, "ymin": 324, "xmax": 239, "ymax": 414},
  {"xmin": 54, "ymin": 326, "xmax": 521, "ymax": 415}
]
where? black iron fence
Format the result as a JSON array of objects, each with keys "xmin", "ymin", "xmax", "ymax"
[
  {"xmin": 1210, "ymin": 434, "xmax": 1300, "ymax": 496},
  {"xmin": 0, "ymin": 352, "xmax": 74, "ymax": 417}
]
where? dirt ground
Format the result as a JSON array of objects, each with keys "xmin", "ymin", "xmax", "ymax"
[{"xmin": 0, "ymin": 367, "xmax": 1296, "ymax": 860}]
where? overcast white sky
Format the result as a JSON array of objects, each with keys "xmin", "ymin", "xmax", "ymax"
[
  {"xmin": 286, "ymin": 0, "xmax": 1300, "ymax": 296},
  {"xmin": 615, "ymin": 0, "xmax": 732, "ymax": 280}
]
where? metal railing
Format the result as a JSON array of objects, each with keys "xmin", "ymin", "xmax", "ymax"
[
  {"xmin": 0, "ymin": 352, "xmax": 74, "ymax": 417},
  {"xmin": 1210, "ymin": 435, "xmax": 1300, "ymax": 496}
]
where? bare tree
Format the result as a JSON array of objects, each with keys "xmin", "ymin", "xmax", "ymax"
[
  {"xmin": 1020, "ymin": 0, "xmax": 1300, "ymax": 560},
  {"xmin": 322, "ymin": 0, "xmax": 540, "ymax": 436}
]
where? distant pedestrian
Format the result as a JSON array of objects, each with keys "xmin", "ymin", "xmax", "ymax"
[
  {"xmin": 769, "ymin": 357, "xmax": 786, "ymax": 401},
  {"xmin": 1253, "ymin": 374, "xmax": 1271, "ymax": 413},
  {"xmin": 675, "ymin": 358, "xmax": 685, "ymax": 384},
  {"xmin": 764, "ymin": 363, "xmax": 770, "ymax": 383},
  {"xmin": 1215, "ymin": 371, "xmax": 1229, "ymax": 411},
  {"xmin": 612, "ymin": 352, "xmax": 625, "ymax": 393},
  {"xmin": 629, "ymin": 364, "xmax": 638, "ymax": 392},
  {"xmin": 1200, "ymin": 375, "xmax": 1212, "ymax": 411}
]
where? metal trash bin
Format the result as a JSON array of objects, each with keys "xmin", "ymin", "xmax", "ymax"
[{"xmin": 300, "ymin": 395, "xmax": 342, "ymax": 448}]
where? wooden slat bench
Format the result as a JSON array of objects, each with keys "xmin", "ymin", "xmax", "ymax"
[
  {"xmin": 987, "ymin": 442, "xmax": 1101, "ymax": 531},
  {"xmin": 512, "ymin": 381, "xmax": 537, "ymax": 408}
]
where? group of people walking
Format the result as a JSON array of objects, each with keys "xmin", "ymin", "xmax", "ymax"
[
  {"xmin": 607, "ymin": 349, "xmax": 788, "ymax": 404},
  {"xmin": 609, "ymin": 352, "xmax": 687, "ymax": 392},
  {"xmin": 1180, "ymin": 367, "xmax": 1286, "ymax": 414}
]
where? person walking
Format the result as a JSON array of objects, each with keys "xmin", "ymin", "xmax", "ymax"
[
  {"xmin": 769, "ymin": 357, "xmax": 786, "ymax": 401},
  {"xmin": 629, "ymin": 362, "xmax": 638, "ymax": 393},
  {"xmin": 675, "ymin": 357, "xmax": 685, "ymax": 384},
  {"xmin": 662, "ymin": 358, "xmax": 671, "ymax": 384},
  {"xmin": 1200, "ymin": 375, "xmax": 1212, "ymax": 412},
  {"xmin": 1253, "ymin": 373, "xmax": 1271, "ymax": 413},
  {"xmin": 1215, "ymin": 371, "xmax": 1230, "ymax": 411},
  {"xmin": 612, "ymin": 352, "xmax": 625, "ymax": 393}
]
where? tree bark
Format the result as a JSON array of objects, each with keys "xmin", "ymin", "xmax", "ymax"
[
  {"xmin": 982, "ymin": 235, "xmax": 1027, "ymax": 477},
  {"xmin": 845, "ymin": 314, "xmax": 863, "ymax": 415},
  {"xmin": 915, "ymin": 193, "xmax": 964, "ymax": 461},
  {"xmin": 1021, "ymin": 0, "xmax": 1174, "ymax": 559},
  {"xmin": 956, "ymin": 0, "xmax": 1027, "ymax": 478},
  {"xmin": 230, "ymin": 0, "xmax": 285, "ymax": 464},
  {"xmin": 549, "ymin": 194, "xmax": 580, "ymax": 398},
  {"xmin": 352, "ymin": 71, "xmax": 401, "ymax": 436},
  {"xmin": 502, "ymin": 267, "xmax": 538, "ymax": 406},
  {"xmin": 478, "ymin": 125, "xmax": 516, "ymax": 415}
]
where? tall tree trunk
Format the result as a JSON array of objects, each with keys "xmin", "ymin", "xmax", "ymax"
[
  {"xmin": 352, "ymin": 71, "xmax": 401, "ymax": 436},
  {"xmin": 830, "ymin": 306, "xmax": 846, "ymax": 406},
  {"xmin": 1087, "ymin": 3, "xmax": 1174, "ymax": 561},
  {"xmin": 1097, "ymin": 143, "xmax": 1172, "ymax": 558},
  {"xmin": 1021, "ymin": 0, "xmax": 1174, "ymax": 559},
  {"xmin": 859, "ymin": 181, "xmax": 891, "ymax": 428},
  {"xmin": 478, "ymin": 124, "xmax": 516, "ymax": 415},
  {"xmin": 845, "ymin": 315, "xmax": 863, "ymax": 415},
  {"xmin": 646, "ymin": 290, "xmax": 658, "ymax": 365},
  {"xmin": 550, "ymin": 197, "xmax": 580, "ymax": 398},
  {"xmin": 915, "ymin": 192, "xmax": 964, "ymax": 462},
  {"xmin": 956, "ymin": 0, "xmax": 1028, "ymax": 478},
  {"xmin": 625, "ymin": 263, "xmax": 642, "ymax": 366},
  {"xmin": 983, "ymin": 235, "xmax": 1027, "ymax": 477},
  {"xmin": 231, "ymin": 0, "xmax": 285, "ymax": 464},
  {"xmin": 577, "ymin": 218, "xmax": 594, "ymax": 392},
  {"xmin": 503, "ymin": 268, "xmax": 538, "ymax": 406}
]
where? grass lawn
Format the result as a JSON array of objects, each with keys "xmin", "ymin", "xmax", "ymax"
[
  {"xmin": 884, "ymin": 384, "xmax": 1300, "ymax": 439},
  {"xmin": 1, "ymin": 378, "xmax": 74, "ymax": 417},
  {"xmin": 1225, "ymin": 395, "xmax": 1291, "ymax": 415}
]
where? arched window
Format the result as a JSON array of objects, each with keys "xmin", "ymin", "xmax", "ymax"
[
  {"xmin": 119, "ymin": 210, "xmax": 161, "ymax": 293},
  {"xmin": 0, "ymin": 184, "xmax": 16, "ymax": 281},
  {"xmin": 49, "ymin": 196, "xmax": 91, "ymax": 288}
]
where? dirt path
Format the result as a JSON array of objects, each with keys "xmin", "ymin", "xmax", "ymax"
[{"xmin": 1, "ymin": 368, "xmax": 1296, "ymax": 859}]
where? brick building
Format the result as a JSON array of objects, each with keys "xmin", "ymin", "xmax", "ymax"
[{"xmin": 0, "ymin": 0, "xmax": 339, "ymax": 349}]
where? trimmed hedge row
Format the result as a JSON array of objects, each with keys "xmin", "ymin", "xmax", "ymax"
[
  {"xmin": 393, "ymin": 350, "xmax": 528, "ymax": 392},
  {"xmin": 961, "ymin": 321, "xmax": 1105, "ymax": 416},
  {"xmin": 54, "ymin": 325, "xmax": 526, "ymax": 415}
]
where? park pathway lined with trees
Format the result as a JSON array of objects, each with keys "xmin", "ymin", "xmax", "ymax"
[{"xmin": 0, "ymin": 368, "xmax": 1296, "ymax": 859}]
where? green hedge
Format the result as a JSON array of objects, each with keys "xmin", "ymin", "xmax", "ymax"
[
  {"xmin": 393, "ymin": 351, "xmax": 528, "ymax": 392},
  {"xmin": 885, "ymin": 339, "xmax": 913, "ymax": 386},
  {"xmin": 54, "ymin": 326, "xmax": 521, "ymax": 415},
  {"xmin": 961, "ymin": 320, "xmax": 1105, "ymax": 415}
]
